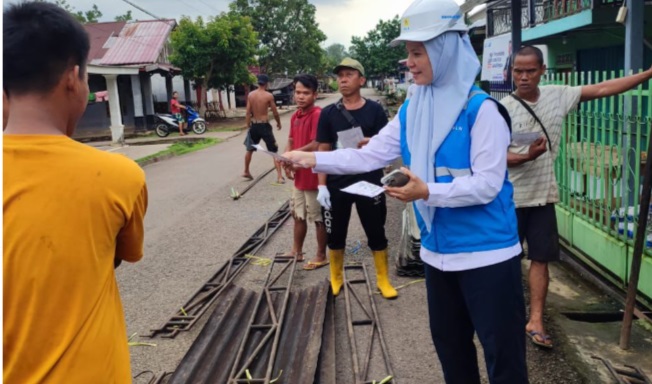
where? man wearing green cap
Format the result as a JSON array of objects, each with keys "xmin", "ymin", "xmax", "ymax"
[{"xmin": 315, "ymin": 58, "xmax": 398, "ymax": 299}]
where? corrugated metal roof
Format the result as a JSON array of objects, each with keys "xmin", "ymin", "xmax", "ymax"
[
  {"xmin": 168, "ymin": 284, "xmax": 259, "ymax": 384},
  {"xmin": 273, "ymin": 280, "xmax": 332, "ymax": 384},
  {"xmin": 84, "ymin": 21, "xmax": 126, "ymax": 63},
  {"xmin": 315, "ymin": 293, "xmax": 336, "ymax": 384},
  {"xmin": 99, "ymin": 19, "xmax": 175, "ymax": 66},
  {"xmin": 169, "ymin": 281, "xmax": 333, "ymax": 384}
]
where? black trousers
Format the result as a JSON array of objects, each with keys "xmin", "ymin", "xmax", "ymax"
[
  {"xmin": 323, "ymin": 185, "xmax": 388, "ymax": 251},
  {"xmin": 424, "ymin": 256, "xmax": 528, "ymax": 384}
]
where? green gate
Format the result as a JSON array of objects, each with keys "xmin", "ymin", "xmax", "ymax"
[{"xmin": 545, "ymin": 71, "xmax": 652, "ymax": 305}]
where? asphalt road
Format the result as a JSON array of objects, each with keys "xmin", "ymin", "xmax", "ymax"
[{"xmin": 120, "ymin": 88, "xmax": 586, "ymax": 384}]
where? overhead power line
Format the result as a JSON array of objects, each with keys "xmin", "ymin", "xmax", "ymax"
[
  {"xmin": 120, "ymin": 0, "xmax": 161, "ymax": 20},
  {"xmin": 196, "ymin": 0, "xmax": 221, "ymax": 13}
]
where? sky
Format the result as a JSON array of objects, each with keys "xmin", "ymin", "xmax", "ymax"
[{"xmin": 5, "ymin": 0, "xmax": 466, "ymax": 47}]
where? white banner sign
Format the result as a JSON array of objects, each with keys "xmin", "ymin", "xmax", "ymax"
[
  {"xmin": 481, "ymin": 34, "xmax": 549, "ymax": 82},
  {"xmin": 481, "ymin": 34, "xmax": 512, "ymax": 81}
]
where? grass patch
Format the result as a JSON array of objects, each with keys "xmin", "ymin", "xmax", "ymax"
[{"xmin": 136, "ymin": 138, "xmax": 221, "ymax": 166}]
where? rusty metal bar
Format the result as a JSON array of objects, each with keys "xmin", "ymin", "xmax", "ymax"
[
  {"xmin": 343, "ymin": 264, "xmax": 396, "ymax": 384},
  {"xmin": 154, "ymin": 372, "xmax": 172, "ymax": 384},
  {"xmin": 133, "ymin": 370, "xmax": 156, "ymax": 384},
  {"xmin": 232, "ymin": 166, "xmax": 275, "ymax": 200},
  {"xmin": 592, "ymin": 355, "xmax": 651, "ymax": 384},
  {"xmin": 229, "ymin": 256, "xmax": 296, "ymax": 384},
  {"xmin": 147, "ymin": 201, "xmax": 291, "ymax": 338},
  {"xmin": 620, "ymin": 119, "xmax": 652, "ymax": 350}
]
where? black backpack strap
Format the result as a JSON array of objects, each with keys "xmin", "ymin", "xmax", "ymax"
[
  {"xmin": 510, "ymin": 93, "xmax": 552, "ymax": 150},
  {"xmin": 465, "ymin": 89, "xmax": 512, "ymax": 134},
  {"xmin": 493, "ymin": 100, "xmax": 512, "ymax": 134},
  {"xmin": 335, "ymin": 98, "xmax": 362, "ymax": 128}
]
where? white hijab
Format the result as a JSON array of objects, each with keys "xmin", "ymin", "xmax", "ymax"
[{"xmin": 406, "ymin": 32, "xmax": 481, "ymax": 232}]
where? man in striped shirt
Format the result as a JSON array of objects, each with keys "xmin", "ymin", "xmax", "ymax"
[{"xmin": 503, "ymin": 45, "xmax": 652, "ymax": 349}]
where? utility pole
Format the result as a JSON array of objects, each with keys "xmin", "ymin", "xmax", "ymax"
[{"xmin": 510, "ymin": 0, "xmax": 522, "ymax": 89}]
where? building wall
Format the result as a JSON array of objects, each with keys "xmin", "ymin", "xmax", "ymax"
[
  {"xmin": 75, "ymin": 74, "xmax": 141, "ymax": 139},
  {"xmin": 151, "ymin": 74, "xmax": 198, "ymax": 104},
  {"xmin": 76, "ymin": 74, "xmax": 111, "ymax": 137}
]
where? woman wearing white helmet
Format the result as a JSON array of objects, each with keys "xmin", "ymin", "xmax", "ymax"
[{"xmin": 284, "ymin": 1, "xmax": 527, "ymax": 382}]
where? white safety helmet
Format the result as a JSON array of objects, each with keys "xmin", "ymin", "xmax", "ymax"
[{"xmin": 390, "ymin": 0, "xmax": 468, "ymax": 47}]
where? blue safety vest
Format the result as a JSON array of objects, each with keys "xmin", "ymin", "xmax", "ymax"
[{"xmin": 399, "ymin": 86, "xmax": 518, "ymax": 254}]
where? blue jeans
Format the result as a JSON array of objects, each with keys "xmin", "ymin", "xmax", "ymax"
[{"xmin": 424, "ymin": 256, "xmax": 528, "ymax": 384}]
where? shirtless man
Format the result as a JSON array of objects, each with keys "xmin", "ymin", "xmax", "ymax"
[{"xmin": 243, "ymin": 74, "xmax": 284, "ymax": 183}]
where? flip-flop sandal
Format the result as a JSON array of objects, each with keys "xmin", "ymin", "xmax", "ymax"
[
  {"xmin": 242, "ymin": 174, "xmax": 254, "ymax": 181},
  {"xmin": 303, "ymin": 260, "xmax": 329, "ymax": 271},
  {"xmin": 526, "ymin": 330, "xmax": 553, "ymax": 349},
  {"xmin": 279, "ymin": 252, "xmax": 304, "ymax": 262}
]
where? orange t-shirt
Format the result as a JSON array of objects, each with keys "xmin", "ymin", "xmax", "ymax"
[{"xmin": 3, "ymin": 135, "xmax": 147, "ymax": 383}]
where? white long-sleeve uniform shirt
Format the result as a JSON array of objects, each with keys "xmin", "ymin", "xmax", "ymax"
[{"xmin": 314, "ymin": 101, "xmax": 522, "ymax": 271}]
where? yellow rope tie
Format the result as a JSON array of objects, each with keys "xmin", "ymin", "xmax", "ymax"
[
  {"xmin": 245, "ymin": 369, "xmax": 283, "ymax": 383},
  {"xmin": 244, "ymin": 254, "xmax": 273, "ymax": 266},
  {"xmin": 127, "ymin": 333, "xmax": 157, "ymax": 347},
  {"xmin": 374, "ymin": 279, "xmax": 425, "ymax": 295}
]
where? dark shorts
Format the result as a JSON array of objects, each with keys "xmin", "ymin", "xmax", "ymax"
[
  {"xmin": 516, "ymin": 203, "xmax": 560, "ymax": 262},
  {"xmin": 244, "ymin": 123, "xmax": 278, "ymax": 153}
]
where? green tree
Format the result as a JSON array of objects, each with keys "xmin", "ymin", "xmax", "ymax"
[
  {"xmin": 349, "ymin": 16, "xmax": 403, "ymax": 79},
  {"xmin": 40, "ymin": 0, "xmax": 103, "ymax": 23},
  {"xmin": 115, "ymin": 10, "xmax": 133, "ymax": 22},
  {"xmin": 75, "ymin": 4, "xmax": 102, "ymax": 23},
  {"xmin": 325, "ymin": 43, "xmax": 348, "ymax": 65},
  {"xmin": 169, "ymin": 14, "xmax": 258, "ymax": 114},
  {"xmin": 229, "ymin": 0, "xmax": 327, "ymax": 76}
]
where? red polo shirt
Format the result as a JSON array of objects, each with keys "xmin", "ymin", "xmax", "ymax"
[
  {"xmin": 289, "ymin": 106, "xmax": 321, "ymax": 190},
  {"xmin": 170, "ymin": 99, "xmax": 181, "ymax": 114}
]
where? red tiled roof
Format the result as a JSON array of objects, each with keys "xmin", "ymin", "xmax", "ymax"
[
  {"xmin": 84, "ymin": 21, "xmax": 126, "ymax": 63},
  {"xmin": 96, "ymin": 19, "xmax": 176, "ymax": 66}
]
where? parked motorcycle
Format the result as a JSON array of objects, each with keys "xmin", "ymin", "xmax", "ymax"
[{"xmin": 154, "ymin": 106, "xmax": 207, "ymax": 137}]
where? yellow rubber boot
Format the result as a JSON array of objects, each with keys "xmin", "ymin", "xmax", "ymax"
[
  {"xmin": 329, "ymin": 249, "xmax": 344, "ymax": 296},
  {"xmin": 373, "ymin": 249, "xmax": 398, "ymax": 299}
]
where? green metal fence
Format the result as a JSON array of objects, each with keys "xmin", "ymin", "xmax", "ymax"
[
  {"xmin": 542, "ymin": 71, "xmax": 652, "ymax": 303},
  {"xmin": 544, "ymin": 71, "xmax": 651, "ymax": 246},
  {"xmin": 543, "ymin": 0, "xmax": 592, "ymax": 21}
]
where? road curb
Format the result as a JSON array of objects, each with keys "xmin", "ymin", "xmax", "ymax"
[
  {"xmin": 136, "ymin": 152, "xmax": 177, "ymax": 168},
  {"xmin": 134, "ymin": 136, "xmax": 230, "ymax": 167}
]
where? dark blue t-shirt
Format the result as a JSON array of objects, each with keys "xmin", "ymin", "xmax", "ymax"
[{"xmin": 316, "ymin": 99, "xmax": 389, "ymax": 188}]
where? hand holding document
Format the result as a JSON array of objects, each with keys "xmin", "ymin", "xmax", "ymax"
[
  {"xmin": 253, "ymin": 144, "xmax": 301, "ymax": 165},
  {"xmin": 512, "ymin": 132, "xmax": 542, "ymax": 146},
  {"xmin": 336, "ymin": 127, "xmax": 365, "ymax": 149},
  {"xmin": 340, "ymin": 181, "xmax": 385, "ymax": 198}
]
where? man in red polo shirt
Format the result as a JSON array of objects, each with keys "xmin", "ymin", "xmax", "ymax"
[{"xmin": 284, "ymin": 74, "xmax": 327, "ymax": 269}]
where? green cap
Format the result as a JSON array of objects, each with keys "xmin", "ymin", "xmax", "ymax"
[{"xmin": 333, "ymin": 57, "xmax": 365, "ymax": 76}]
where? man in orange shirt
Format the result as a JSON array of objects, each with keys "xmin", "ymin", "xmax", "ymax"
[{"xmin": 3, "ymin": 3, "xmax": 147, "ymax": 382}]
